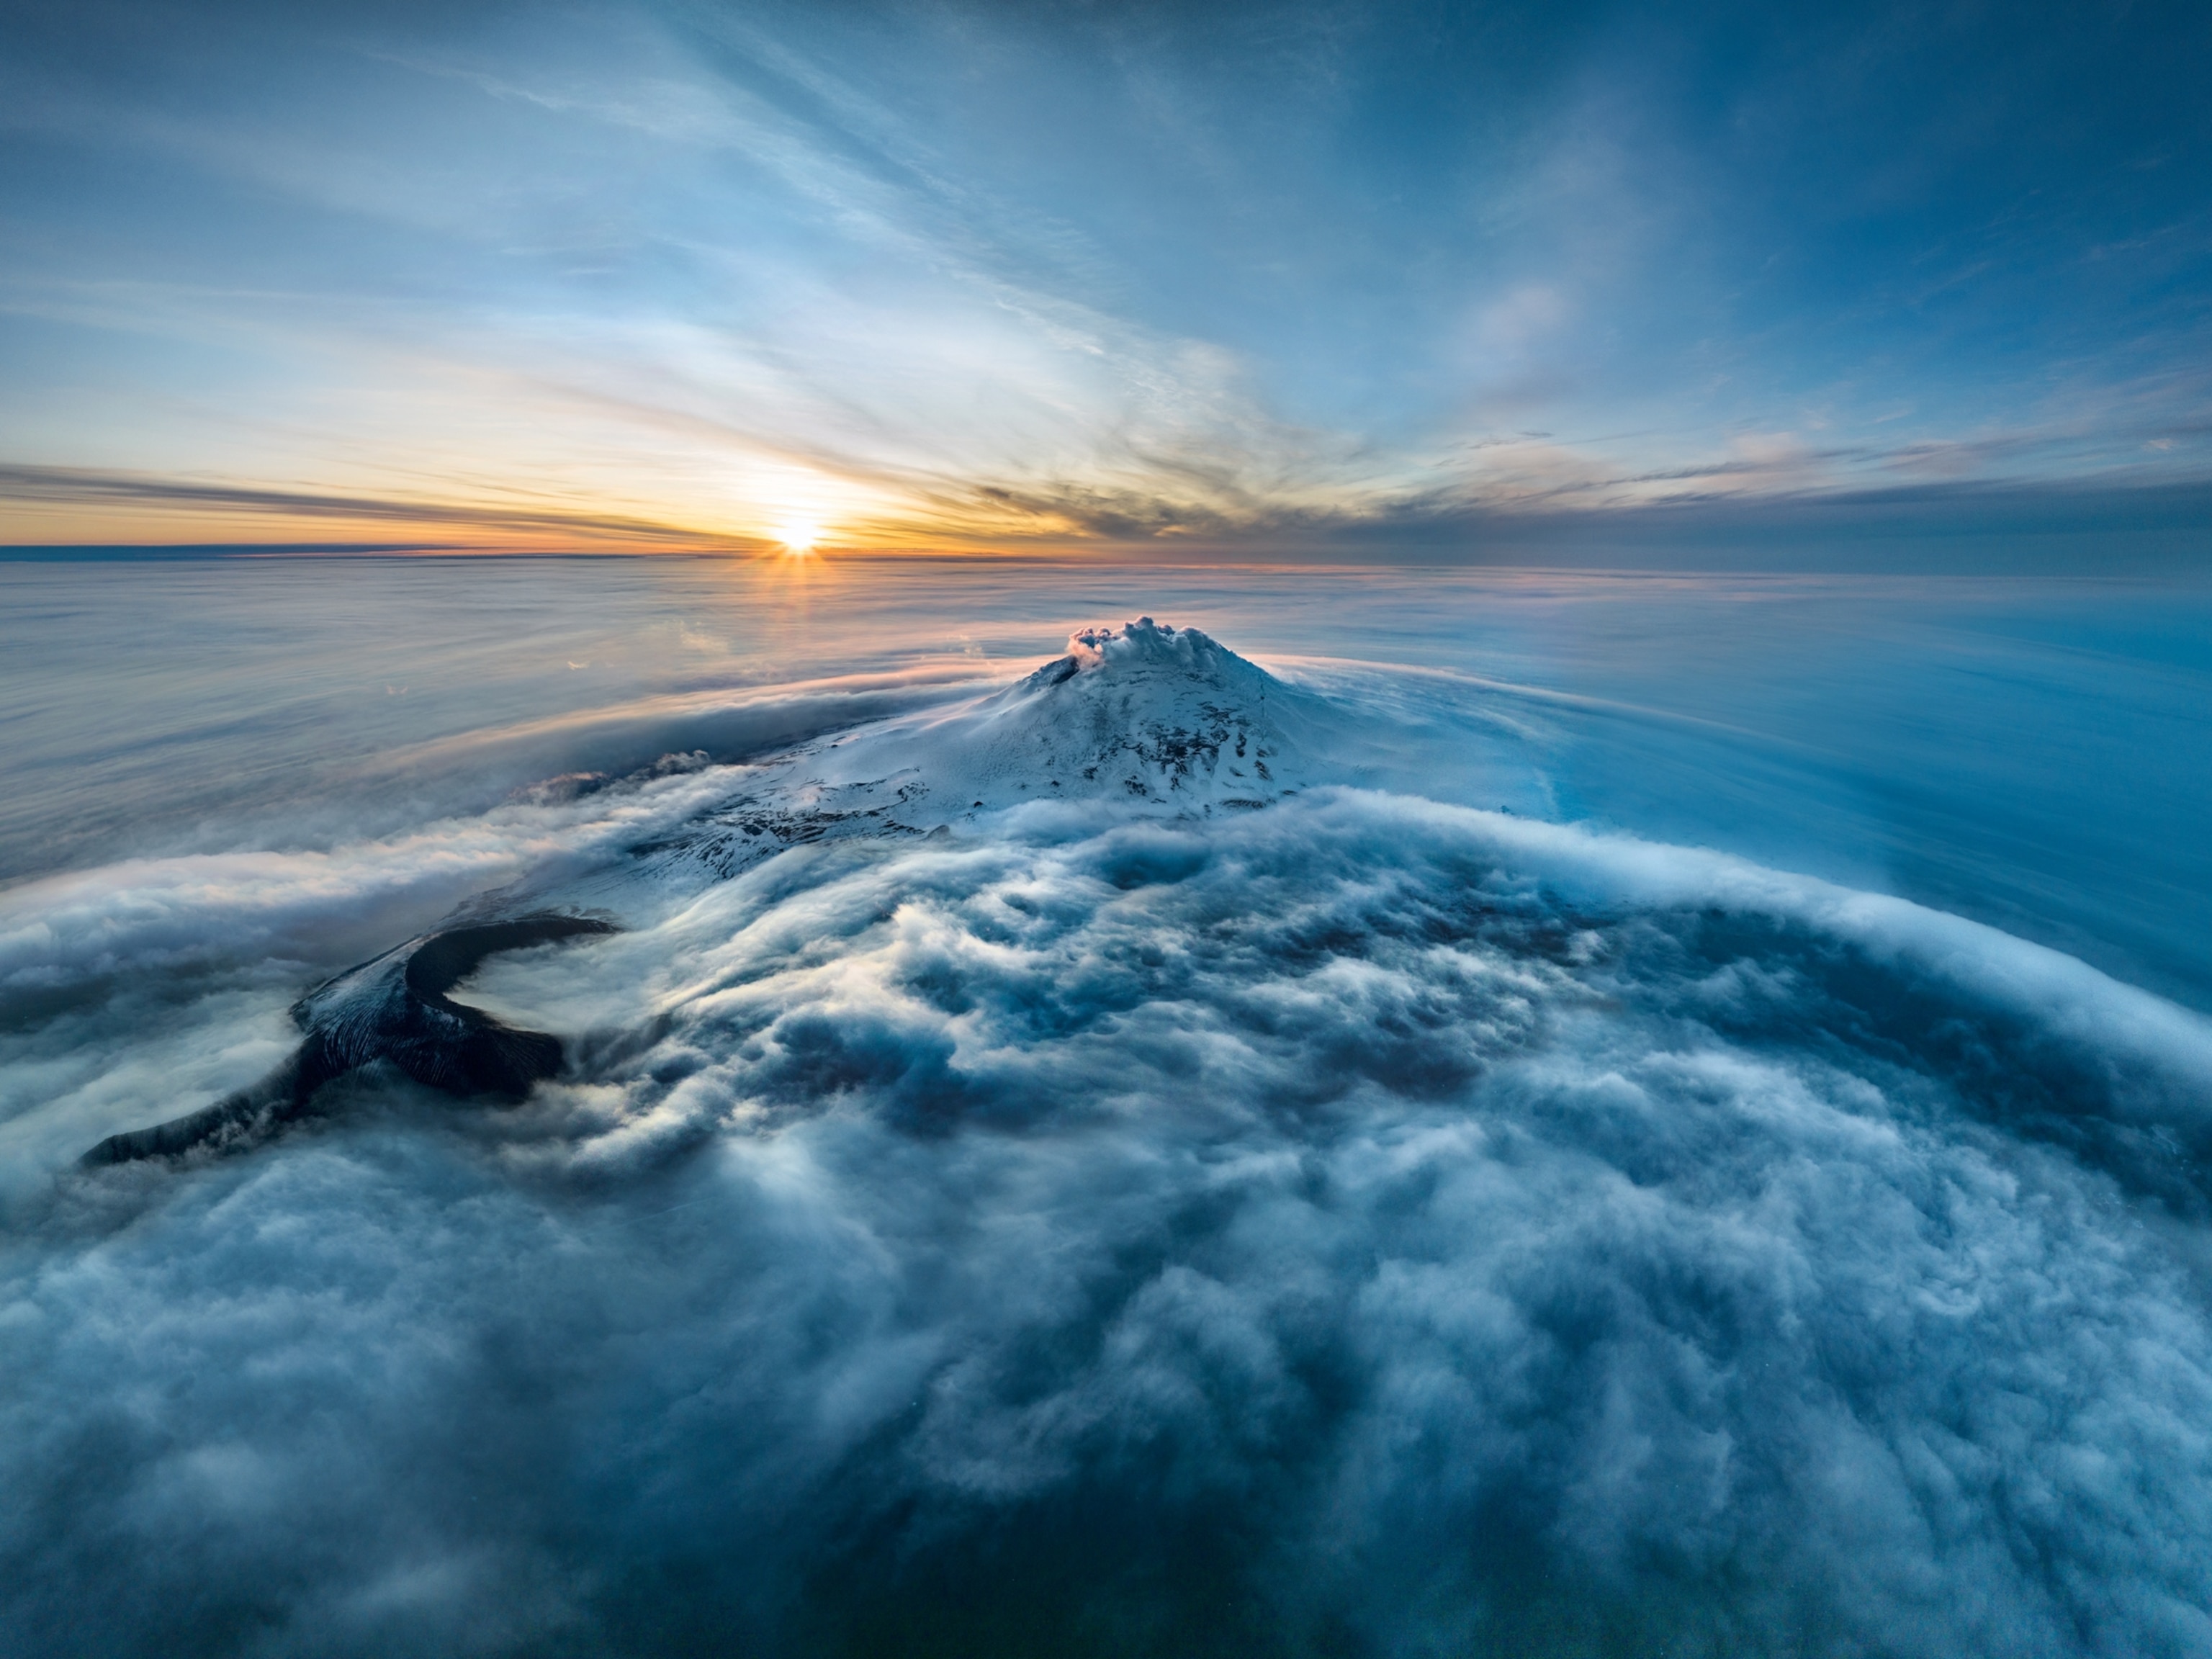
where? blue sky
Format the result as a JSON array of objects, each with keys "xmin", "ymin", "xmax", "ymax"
[{"xmin": 1, "ymin": 0, "xmax": 2208, "ymax": 555}]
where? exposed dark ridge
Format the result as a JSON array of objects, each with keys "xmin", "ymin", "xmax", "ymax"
[
  {"xmin": 1023, "ymin": 655, "xmax": 1081, "ymax": 688},
  {"xmin": 405, "ymin": 917, "xmax": 618, "ymax": 1001},
  {"xmin": 81, "ymin": 913, "xmax": 618, "ymax": 1167},
  {"xmin": 76, "ymin": 1051, "xmax": 333, "ymax": 1166}
]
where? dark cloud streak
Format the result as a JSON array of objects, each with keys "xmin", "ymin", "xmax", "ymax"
[{"xmin": 0, "ymin": 464, "xmax": 747, "ymax": 550}]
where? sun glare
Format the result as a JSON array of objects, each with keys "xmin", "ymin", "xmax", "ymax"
[{"xmin": 777, "ymin": 519, "xmax": 822, "ymax": 555}]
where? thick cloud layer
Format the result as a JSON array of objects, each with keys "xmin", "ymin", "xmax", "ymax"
[{"xmin": 9, "ymin": 773, "xmax": 2212, "ymax": 1656}]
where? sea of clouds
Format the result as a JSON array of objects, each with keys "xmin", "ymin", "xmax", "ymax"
[{"xmin": 6, "ymin": 678, "xmax": 2212, "ymax": 1657}]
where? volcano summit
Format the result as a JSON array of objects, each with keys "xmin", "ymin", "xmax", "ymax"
[{"xmin": 81, "ymin": 619, "xmax": 1338, "ymax": 1164}]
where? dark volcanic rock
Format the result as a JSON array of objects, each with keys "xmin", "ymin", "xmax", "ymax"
[{"xmin": 81, "ymin": 913, "xmax": 616, "ymax": 1166}]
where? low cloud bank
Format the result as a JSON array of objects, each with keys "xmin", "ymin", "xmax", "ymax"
[{"xmin": 8, "ymin": 784, "xmax": 2212, "ymax": 1655}]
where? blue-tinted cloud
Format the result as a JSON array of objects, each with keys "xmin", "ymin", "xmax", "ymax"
[
  {"xmin": 10, "ymin": 781, "xmax": 2212, "ymax": 1653},
  {"xmin": 11, "ymin": 624, "xmax": 2212, "ymax": 1652}
]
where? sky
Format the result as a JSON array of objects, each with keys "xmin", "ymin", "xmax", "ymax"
[{"xmin": 1, "ymin": 0, "xmax": 2209, "ymax": 559}]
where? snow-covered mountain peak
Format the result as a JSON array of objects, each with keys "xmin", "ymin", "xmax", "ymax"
[
  {"xmin": 609, "ymin": 619, "xmax": 1331, "ymax": 894},
  {"xmin": 907, "ymin": 617, "xmax": 1309, "ymax": 808},
  {"xmin": 986, "ymin": 616, "xmax": 1281, "ymax": 730}
]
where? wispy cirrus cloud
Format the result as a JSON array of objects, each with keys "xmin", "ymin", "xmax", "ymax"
[{"xmin": 1, "ymin": 0, "xmax": 2208, "ymax": 558}]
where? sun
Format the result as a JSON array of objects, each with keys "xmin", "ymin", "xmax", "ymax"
[{"xmin": 775, "ymin": 518, "xmax": 822, "ymax": 555}]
